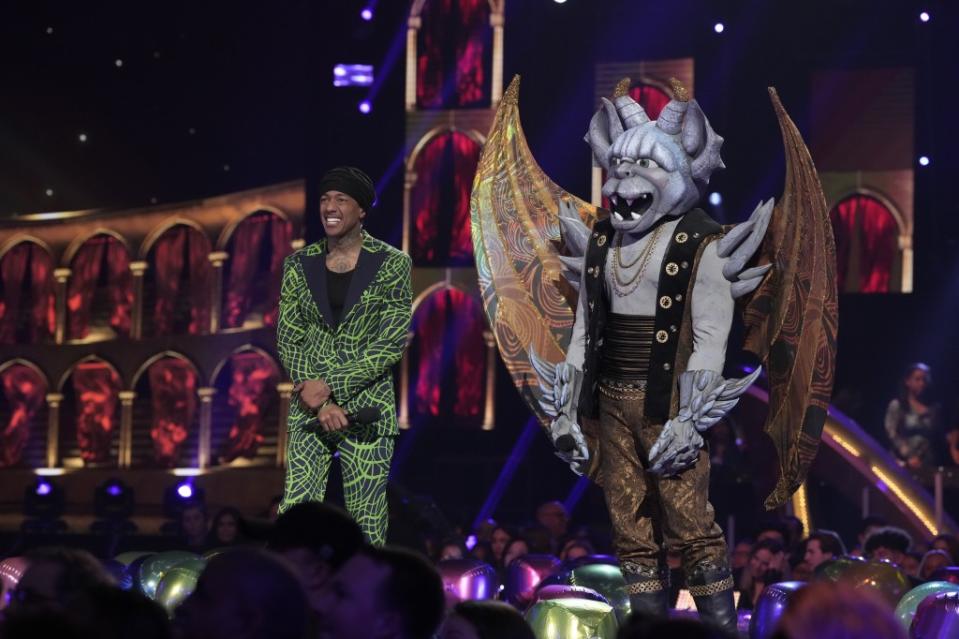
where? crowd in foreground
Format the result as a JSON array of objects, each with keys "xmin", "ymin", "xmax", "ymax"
[{"xmin": 0, "ymin": 499, "xmax": 956, "ymax": 639}]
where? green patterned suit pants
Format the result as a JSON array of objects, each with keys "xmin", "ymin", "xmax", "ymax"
[{"xmin": 281, "ymin": 427, "xmax": 394, "ymax": 545}]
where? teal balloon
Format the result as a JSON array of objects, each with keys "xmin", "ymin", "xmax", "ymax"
[
  {"xmin": 525, "ymin": 598, "xmax": 618, "ymax": 639},
  {"xmin": 138, "ymin": 551, "xmax": 200, "ymax": 600},
  {"xmin": 894, "ymin": 581, "xmax": 959, "ymax": 630},
  {"xmin": 568, "ymin": 564, "xmax": 630, "ymax": 622},
  {"xmin": 154, "ymin": 559, "xmax": 206, "ymax": 614},
  {"xmin": 842, "ymin": 560, "xmax": 910, "ymax": 606}
]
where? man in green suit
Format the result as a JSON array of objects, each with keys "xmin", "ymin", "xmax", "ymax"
[{"xmin": 276, "ymin": 166, "xmax": 412, "ymax": 545}]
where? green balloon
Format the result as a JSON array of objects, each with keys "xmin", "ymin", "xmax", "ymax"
[
  {"xmin": 138, "ymin": 551, "xmax": 200, "ymax": 600},
  {"xmin": 113, "ymin": 551, "xmax": 152, "ymax": 566},
  {"xmin": 155, "ymin": 560, "xmax": 206, "ymax": 614},
  {"xmin": 842, "ymin": 560, "xmax": 911, "ymax": 606},
  {"xmin": 813, "ymin": 556, "xmax": 865, "ymax": 583},
  {"xmin": 525, "ymin": 598, "xmax": 619, "ymax": 639},
  {"xmin": 894, "ymin": 581, "xmax": 959, "ymax": 630},
  {"xmin": 568, "ymin": 564, "xmax": 631, "ymax": 622},
  {"xmin": 202, "ymin": 547, "xmax": 228, "ymax": 561}
]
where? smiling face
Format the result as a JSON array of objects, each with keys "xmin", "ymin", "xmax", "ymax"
[
  {"xmin": 320, "ymin": 190, "xmax": 365, "ymax": 238},
  {"xmin": 602, "ymin": 123, "xmax": 700, "ymax": 235}
]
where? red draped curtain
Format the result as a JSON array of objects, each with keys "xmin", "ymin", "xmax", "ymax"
[
  {"xmin": 629, "ymin": 83, "xmax": 671, "ymax": 120},
  {"xmin": 411, "ymin": 131, "xmax": 481, "ymax": 265},
  {"xmin": 0, "ymin": 364, "xmax": 47, "ymax": 467},
  {"xmin": 416, "ymin": 0, "xmax": 490, "ymax": 109},
  {"xmin": 412, "ymin": 287, "xmax": 486, "ymax": 420},
  {"xmin": 67, "ymin": 234, "xmax": 133, "ymax": 340},
  {"xmin": 72, "ymin": 361, "xmax": 121, "ymax": 464},
  {"xmin": 223, "ymin": 212, "xmax": 292, "ymax": 329},
  {"xmin": 830, "ymin": 194, "xmax": 899, "ymax": 293},
  {"xmin": 0, "ymin": 242, "xmax": 55, "ymax": 344},
  {"xmin": 148, "ymin": 357, "xmax": 198, "ymax": 467},
  {"xmin": 219, "ymin": 352, "xmax": 278, "ymax": 463},
  {"xmin": 151, "ymin": 225, "xmax": 212, "ymax": 336}
]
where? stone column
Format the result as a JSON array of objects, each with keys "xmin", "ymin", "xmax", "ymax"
[
  {"xmin": 197, "ymin": 387, "xmax": 216, "ymax": 468},
  {"xmin": 490, "ymin": 6, "xmax": 505, "ymax": 104},
  {"xmin": 129, "ymin": 261, "xmax": 148, "ymax": 339},
  {"xmin": 208, "ymin": 251, "xmax": 229, "ymax": 334},
  {"xmin": 276, "ymin": 382, "xmax": 294, "ymax": 467},
  {"xmin": 53, "ymin": 268, "xmax": 71, "ymax": 344},
  {"xmin": 402, "ymin": 171, "xmax": 416, "ymax": 255},
  {"xmin": 482, "ymin": 330, "xmax": 497, "ymax": 430},
  {"xmin": 118, "ymin": 390, "xmax": 136, "ymax": 468},
  {"xmin": 45, "ymin": 393, "xmax": 64, "ymax": 468},
  {"xmin": 405, "ymin": 17, "xmax": 421, "ymax": 111},
  {"xmin": 398, "ymin": 330, "xmax": 415, "ymax": 429}
]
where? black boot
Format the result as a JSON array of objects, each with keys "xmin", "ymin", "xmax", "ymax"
[
  {"xmin": 622, "ymin": 563, "xmax": 670, "ymax": 621},
  {"xmin": 687, "ymin": 564, "xmax": 737, "ymax": 633}
]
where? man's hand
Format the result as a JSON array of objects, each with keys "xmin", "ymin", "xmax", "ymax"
[
  {"xmin": 648, "ymin": 417, "xmax": 704, "ymax": 477},
  {"xmin": 317, "ymin": 403, "xmax": 349, "ymax": 432},
  {"xmin": 294, "ymin": 379, "xmax": 331, "ymax": 411}
]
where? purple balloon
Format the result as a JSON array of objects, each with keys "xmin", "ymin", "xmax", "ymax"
[
  {"xmin": 749, "ymin": 581, "xmax": 806, "ymax": 639},
  {"xmin": 437, "ymin": 559, "xmax": 498, "ymax": 603},
  {"xmin": 912, "ymin": 591, "xmax": 959, "ymax": 639},
  {"xmin": 931, "ymin": 566, "xmax": 959, "ymax": 585},
  {"xmin": 502, "ymin": 554, "xmax": 561, "ymax": 608},
  {"xmin": 535, "ymin": 584, "xmax": 609, "ymax": 604}
]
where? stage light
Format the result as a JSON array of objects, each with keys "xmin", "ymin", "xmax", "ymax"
[
  {"xmin": 93, "ymin": 477, "xmax": 135, "ymax": 528},
  {"xmin": 78, "ymin": 132, "xmax": 87, "ymax": 143},
  {"xmin": 223, "ymin": 164, "xmax": 231, "ymax": 172},
  {"xmin": 36, "ymin": 480, "xmax": 52, "ymax": 496},
  {"xmin": 919, "ymin": 155, "xmax": 930, "ymax": 166},
  {"xmin": 554, "ymin": 0, "xmax": 568, "ymax": 4},
  {"xmin": 45, "ymin": 26, "xmax": 53, "ymax": 35},
  {"xmin": 359, "ymin": 100, "xmax": 372, "ymax": 114},
  {"xmin": 360, "ymin": 7, "xmax": 373, "ymax": 21},
  {"xmin": 919, "ymin": 11, "xmax": 930, "ymax": 22},
  {"xmin": 708, "ymin": 192, "xmax": 723, "ymax": 206},
  {"xmin": 714, "ymin": 22, "xmax": 725, "ymax": 33},
  {"xmin": 45, "ymin": 188, "xmax": 54, "ymax": 197},
  {"xmin": 23, "ymin": 478, "xmax": 66, "ymax": 533},
  {"xmin": 333, "ymin": 63, "xmax": 374, "ymax": 87},
  {"xmin": 115, "ymin": 58, "xmax": 123, "ymax": 68},
  {"xmin": 177, "ymin": 482, "xmax": 193, "ymax": 499}
]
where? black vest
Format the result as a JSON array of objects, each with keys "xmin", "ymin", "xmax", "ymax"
[{"xmin": 577, "ymin": 209, "xmax": 722, "ymax": 422}]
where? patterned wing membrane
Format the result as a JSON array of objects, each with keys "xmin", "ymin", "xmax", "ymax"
[
  {"xmin": 740, "ymin": 88, "xmax": 839, "ymax": 509},
  {"xmin": 470, "ymin": 75, "xmax": 600, "ymax": 429}
]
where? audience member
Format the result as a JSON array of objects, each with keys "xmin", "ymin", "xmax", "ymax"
[
  {"xmin": 738, "ymin": 539, "xmax": 787, "ymax": 610},
  {"xmin": 754, "ymin": 520, "xmax": 789, "ymax": 547},
  {"xmin": 851, "ymin": 516, "xmax": 887, "ymax": 556},
  {"xmin": 901, "ymin": 551, "xmax": 921, "ymax": 578},
  {"xmin": 209, "ymin": 507, "xmax": 245, "ymax": 547},
  {"xmin": 930, "ymin": 533, "xmax": 959, "ymax": 563},
  {"xmin": 436, "ymin": 538, "xmax": 468, "ymax": 562},
  {"xmin": 490, "ymin": 526, "xmax": 513, "ymax": 568},
  {"xmin": 267, "ymin": 501, "xmax": 364, "ymax": 613},
  {"xmin": 502, "ymin": 538, "xmax": 530, "ymax": 568},
  {"xmin": 884, "ymin": 362, "xmax": 942, "ymax": 469},
  {"xmin": 178, "ymin": 501, "xmax": 209, "ymax": 552},
  {"xmin": 918, "ymin": 549, "xmax": 951, "ymax": 581},
  {"xmin": 173, "ymin": 548, "xmax": 308, "ymax": 639},
  {"xmin": 802, "ymin": 530, "xmax": 846, "ymax": 571},
  {"xmin": 534, "ymin": 501, "xmax": 570, "ymax": 553},
  {"xmin": 772, "ymin": 580, "xmax": 906, "ymax": 639},
  {"xmin": 863, "ymin": 526, "xmax": 912, "ymax": 564},
  {"xmin": 470, "ymin": 541, "xmax": 495, "ymax": 566},
  {"xmin": 560, "ymin": 539, "xmax": 595, "ymax": 562},
  {"xmin": 730, "ymin": 538, "xmax": 753, "ymax": 578},
  {"xmin": 439, "ymin": 600, "xmax": 535, "ymax": 639},
  {"xmin": 314, "ymin": 545, "xmax": 445, "ymax": 639},
  {"xmin": 7, "ymin": 547, "xmax": 114, "ymax": 616}
]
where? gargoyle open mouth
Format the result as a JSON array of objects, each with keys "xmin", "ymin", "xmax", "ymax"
[{"xmin": 610, "ymin": 193, "xmax": 653, "ymax": 221}]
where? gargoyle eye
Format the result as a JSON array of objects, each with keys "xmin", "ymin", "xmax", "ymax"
[
  {"xmin": 613, "ymin": 157, "xmax": 623, "ymax": 167},
  {"xmin": 638, "ymin": 158, "xmax": 659, "ymax": 169}
]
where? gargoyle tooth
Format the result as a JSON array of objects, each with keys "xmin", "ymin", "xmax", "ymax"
[
  {"xmin": 630, "ymin": 212, "xmax": 641, "ymax": 220},
  {"xmin": 612, "ymin": 211, "xmax": 624, "ymax": 221},
  {"xmin": 610, "ymin": 195, "xmax": 619, "ymax": 205},
  {"xmin": 626, "ymin": 198, "xmax": 635, "ymax": 207}
]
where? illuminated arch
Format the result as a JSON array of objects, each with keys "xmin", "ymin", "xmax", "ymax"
[
  {"xmin": 138, "ymin": 217, "xmax": 209, "ymax": 260},
  {"xmin": 62, "ymin": 228, "xmax": 130, "ymax": 267},
  {"xmin": 829, "ymin": 192, "xmax": 904, "ymax": 293},
  {"xmin": 216, "ymin": 205, "xmax": 292, "ymax": 250}
]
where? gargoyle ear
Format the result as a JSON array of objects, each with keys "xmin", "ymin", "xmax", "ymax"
[{"xmin": 583, "ymin": 97, "xmax": 623, "ymax": 170}]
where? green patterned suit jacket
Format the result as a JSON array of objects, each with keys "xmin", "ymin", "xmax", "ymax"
[{"xmin": 277, "ymin": 231, "xmax": 412, "ymax": 436}]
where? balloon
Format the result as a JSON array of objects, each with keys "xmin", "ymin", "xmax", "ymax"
[
  {"xmin": 114, "ymin": 551, "xmax": 153, "ymax": 566},
  {"xmin": 125, "ymin": 554, "xmax": 154, "ymax": 594},
  {"xmin": 911, "ymin": 591, "xmax": 959, "ymax": 639},
  {"xmin": 503, "ymin": 554, "xmax": 561, "ymax": 608},
  {"xmin": 138, "ymin": 551, "xmax": 200, "ymax": 600},
  {"xmin": 931, "ymin": 566, "xmax": 959, "ymax": 585},
  {"xmin": 0, "ymin": 557, "xmax": 29, "ymax": 610},
  {"xmin": 202, "ymin": 547, "xmax": 228, "ymax": 561},
  {"xmin": 437, "ymin": 559, "xmax": 499, "ymax": 603},
  {"xmin": 813, "ymin": 555, "xmax": 865, "ymax": 582},
  {"xmin": 749, "ymin": 581, "xmax": 805, "ymax": 639},
  {"xmin": 535, "ymin": 584, "xmax": 610, "ymax": 605},
  {"xmin": 894, "ymin": 581, "xmax": 959, "ymax": 630},
  {"xmin": 568, "ymin": 563, "xmax": 630, "ymax": 622},
  {"xmin": 525, "ymin": 598, "xmax": 618, "ymax": 639},
  {"xmin": 842, "ymin": 560, "xmax": 911, "ymax": 606},
  {"xmin": 154, "ymin": 559, "xmax": 206, "ymax": 614}
]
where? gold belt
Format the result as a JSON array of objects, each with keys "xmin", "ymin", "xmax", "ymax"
[{"xmin": 599, "ymin": 379, "xmax": 647, "ymax": 401}]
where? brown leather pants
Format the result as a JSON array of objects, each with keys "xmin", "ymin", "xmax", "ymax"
[{"xmin": 597, "ymin": 383, "xmax": 728, "ymax": 590}]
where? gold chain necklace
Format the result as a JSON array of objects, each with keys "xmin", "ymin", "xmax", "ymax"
[{"xmin": 612, "ymin": 225, "xmax": 664, "ymax": 297}]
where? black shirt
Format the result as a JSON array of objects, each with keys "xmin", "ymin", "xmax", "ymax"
[{"xmin": 327, "ymin": 268, "xmax": 354, "ymax": 325}]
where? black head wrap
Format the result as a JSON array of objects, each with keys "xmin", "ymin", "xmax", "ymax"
[{"xmin": 319, "ymin": 166, "xmax": 376, "ymax": 213}]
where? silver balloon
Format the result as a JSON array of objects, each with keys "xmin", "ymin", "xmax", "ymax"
[
  {"xmin": 749, "ymin": 581, "xmax": 805, "ymax": 639},
  {"xmin": 437, "ymin": 559, "xmax": 499, "ymax": 604},
  {"xmin": 503, "ymin": 554, "xmax": 562, "ymax": 608}
]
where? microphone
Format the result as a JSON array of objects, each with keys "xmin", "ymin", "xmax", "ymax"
[
  {"xmin": 555, "ymin": 434, "xmax": 576, "ymax": 452},
  {"xmin": 346, "ymin": 406, "xmax": 381, "ymax": 425}
]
